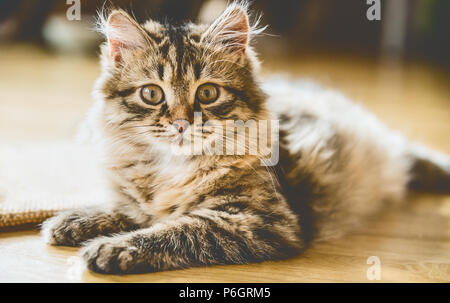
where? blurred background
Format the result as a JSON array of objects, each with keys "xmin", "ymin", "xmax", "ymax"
[
  {"xmin": 1, "ymin": 0, "xmax": 449, "ymax": 65},
  {"xmin": 0, "ymin": 1, "xmax": 449, "ymax": 283},
  {"xmin": 0, "ymin": 0, "xmax": 449, "ymax": 151}
]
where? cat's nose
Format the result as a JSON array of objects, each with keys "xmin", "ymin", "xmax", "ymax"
[{"xmin": 172, "ymin": 119, "xmax": 190, "ymax": 133}]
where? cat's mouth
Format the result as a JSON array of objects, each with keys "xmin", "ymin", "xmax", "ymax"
[
  {"xmin": 170, "ymin": 133, "xmax": 191, "ymax": 148},
  {"xmin": 176, "ymin": 135, "xmax": 184, "ymax": 146}
]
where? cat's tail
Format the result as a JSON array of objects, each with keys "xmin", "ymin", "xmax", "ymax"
[{"xmin": 407, "ymin": 143, "xmax": 450, "ymax": 193}]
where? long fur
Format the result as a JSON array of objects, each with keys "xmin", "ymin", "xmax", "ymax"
[{"xmin": 42, "ymin": 2, "xmax": 450, "ymax": 274}]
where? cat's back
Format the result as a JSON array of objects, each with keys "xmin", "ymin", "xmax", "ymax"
[
  {"xmin": 262, "ymin": 75, "xmax": 407, "ymax": 159},
  {"xmin": 264, "ymin": 75, "xmax": 385, "ymax": 134},
  {"xmin": 263, "ymin": 76, "xmax": 411, "ymax": 240}
]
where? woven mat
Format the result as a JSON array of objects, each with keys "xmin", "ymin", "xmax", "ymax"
[{"xmin": 0, "ymin": 141, "xmax": 113, "ymax": 229}]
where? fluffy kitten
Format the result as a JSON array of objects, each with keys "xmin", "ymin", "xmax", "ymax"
[{"xmin": 42, "ymin": 3, "xmax": 450, "ymax": 274}]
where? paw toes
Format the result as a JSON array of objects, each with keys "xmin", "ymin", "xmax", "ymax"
[
  {"xmin": 117, "ymin": 247, "xmax": 138, "ymax": 272},
  {"xmin": 82, "ymin": 241, "xmax": 141, "ymax": 274},
  {"xmin": 41, "ymin": 213, "xmax": 88, "ymax": 246}
]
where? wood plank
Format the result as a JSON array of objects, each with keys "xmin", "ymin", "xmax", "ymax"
[{"xmin": 0, "ymin": 46, "xmax": 449, "ymax": 282}]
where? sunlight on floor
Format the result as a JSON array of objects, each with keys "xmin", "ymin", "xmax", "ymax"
[{"xmin": 0, "ymin": 45, "xmax": 449, "ymax": 282}]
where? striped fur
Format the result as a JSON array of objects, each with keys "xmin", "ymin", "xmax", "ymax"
[{"xmin": 42, "ymin": 3, "xmax": 450, "ymax": 274}]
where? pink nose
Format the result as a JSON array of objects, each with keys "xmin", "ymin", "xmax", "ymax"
[{"xmin": 172, "ymin": 119, "xmax": 190, "ymax": 133}]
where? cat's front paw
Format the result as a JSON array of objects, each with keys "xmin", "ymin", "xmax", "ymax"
[
  {"xmin": 41, "ymin": 211, "xmax": 95, "ymax": 246},
  {"xmin": 81, "ymin": 236, "xmax": 145, "ymax": 274}
]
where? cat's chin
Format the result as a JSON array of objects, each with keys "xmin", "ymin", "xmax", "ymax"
[
  {"xmin": 148, "ymin": 137, "xmax": 193, "ymax": 157},
  {"xmin": 168, "ymin": 141, "xmax": 201, "ymax": 157}
]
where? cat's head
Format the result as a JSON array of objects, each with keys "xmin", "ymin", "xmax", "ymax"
[{"xmin": 95, "ymin": 2, "xmax": 268, "ymax": 157}]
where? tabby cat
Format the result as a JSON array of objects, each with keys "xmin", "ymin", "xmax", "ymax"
[{"xmin": 42, "ymin": 2, "xmax": 450, "ymax": 274}]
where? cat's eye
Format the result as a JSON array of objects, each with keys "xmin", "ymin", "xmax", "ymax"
[
  {"xmin": 140, "ymin": 84, "xmax": 164, "ymax": 105},
  {"xmin": 196, "ymin": 83, "xmax": 219, "ymax": 104}
]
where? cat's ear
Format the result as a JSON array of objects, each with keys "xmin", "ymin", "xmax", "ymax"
[
  {"xmin": 102, "ymin": 10, "xmax": 149, "ymax": 63},
  {"xmin": 201, "ymin": 3, "xmax": 251, "ymax": 55}
]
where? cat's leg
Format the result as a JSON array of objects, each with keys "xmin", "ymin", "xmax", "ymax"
[
  {"xmin": 81, "ymin": 209, "xmax": 304, "ymax": 274},
  {"xmin": 41, "ymin": 206, "xmax": 139, "ymax": 246}
]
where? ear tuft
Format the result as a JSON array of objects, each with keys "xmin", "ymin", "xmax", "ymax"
[
  {"xmin": 202, "ymin": 2, "xmax": 256, "ymax": 54},
  {"xmin": 98, "ymin": 10, "xmax": 148, "ymax": 63}
]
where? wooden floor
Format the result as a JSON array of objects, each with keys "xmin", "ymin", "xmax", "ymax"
[{"xmin": 0, "ymin": 45, "xmax": 449, "ymax": 282}]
